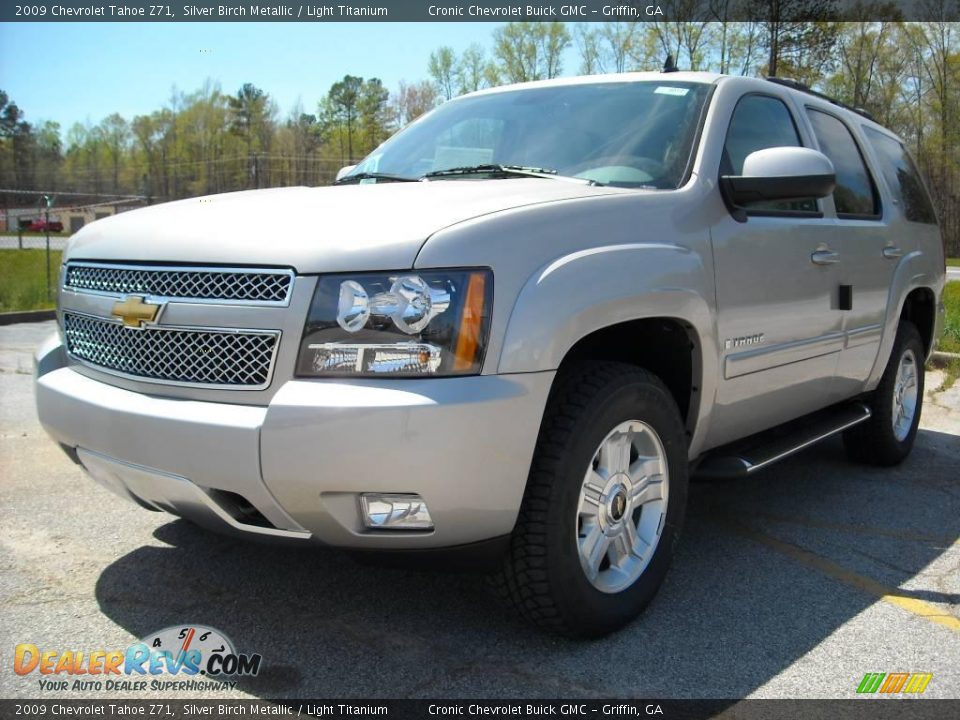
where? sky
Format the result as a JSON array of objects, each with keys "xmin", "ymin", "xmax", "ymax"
[{"xmin": 0, "ymin": 21, "xmax": 574, "ymax": 132}]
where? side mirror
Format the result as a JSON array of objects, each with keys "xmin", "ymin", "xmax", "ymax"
[
  {"xmin": 335, "ymin": 165, "xmax": 357, "ymax": 182},
  {"xmin": 721, "ymin": 147, "xmax": 835, "ymax": 207}
]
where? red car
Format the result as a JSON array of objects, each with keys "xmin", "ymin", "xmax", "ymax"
[{"xmin": 26, "ymin": 218, "xmax": 64, "ymax": 233}]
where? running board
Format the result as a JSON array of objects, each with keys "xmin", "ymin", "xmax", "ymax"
[{"xmin": 695, "ymin": 402, "xmax": 872, "ymax": 479}]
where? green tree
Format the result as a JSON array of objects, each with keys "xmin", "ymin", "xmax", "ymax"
[
  {"xmin": 0, "ymin": 92, "xmax": 35, "ymax": 188},
  {"xmin": 100, "ymin": 113, "xmax": 130, "ymax": 194},
  {"xmin": 227, "ymin": 83, "xmax": 270, "ymax": 187},
  {"xmin": 428, "ymin": 46, "xmax": 458, "ymax": 100},
  {"xmin": 750, "ymin": 0, "xmax": 841, "ymax": 79},
  {"xmin": 651, "ymin": 1, "xmax": 717, "ymax": 71},
  {"xmin": 33, "ymin": 121, "xmax": 63, "ymax": 191},
  {"xmin": 491, "ymin": 22, "xmax": 571, "ymax": 83},
  {"xmin": 358, "ymin": 78, "xmax": 391, "ymax": 151},
  {"xmin": 392, "ymin": 80, "xmax": 438, "ymax": 126},
  {"xmin": 285, "ymin": 108, "xmax": 325, "ymax": 185},
  {"xmin": 457, "ymin": 43, "xmax": 491, "ymax": 93},
  {"xmin": 823, "ymin": 22, "xmax": 897, "ymax": 111},
  {"xmin": 323, "ymin": 75, "xmax": 364, "ymax": 163},
  {"xmin": 576, "ymin": 22, "xmax": 642, "ymax": 74}
]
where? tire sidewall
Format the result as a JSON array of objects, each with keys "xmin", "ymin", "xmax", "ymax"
[
  {"xmin": 873, "ymin": 324, "xmax": 925, "ymax": 458},
  {"xmin": 545, "ymin": 374, "xmax": 689, "ymax": 634}
]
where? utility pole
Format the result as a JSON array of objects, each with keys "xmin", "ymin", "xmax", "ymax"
[{"xmin": 43, "ymin": 194, "xmax": 54, "ymax": 300}]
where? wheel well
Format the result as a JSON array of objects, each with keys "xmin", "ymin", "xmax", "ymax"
[
  {"xmin": 557, "ymin": 318, "xmax": 699, "ymax": 433},
  {"xmin": 900, "ymin": 288, "xmax": 936, "ymax": 355}
]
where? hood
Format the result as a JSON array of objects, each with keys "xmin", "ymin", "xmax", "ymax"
[{"xmin": 66, "ymin": 180, "xmax": 624, "ymax": 273}]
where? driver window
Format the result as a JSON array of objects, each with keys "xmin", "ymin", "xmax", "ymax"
[{"xmin": 723, "ymin": 95, "xmax": 817, "ymax": 213}]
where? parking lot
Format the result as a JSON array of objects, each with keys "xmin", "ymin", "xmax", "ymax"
[{"xmin": 1, "ymin": 320, "xmax": 958, "ymax": 700}]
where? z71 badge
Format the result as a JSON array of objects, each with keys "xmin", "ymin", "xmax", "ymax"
[{"xmin": 725, "ymin": 333, "xmax": 765, "ymax": 350}]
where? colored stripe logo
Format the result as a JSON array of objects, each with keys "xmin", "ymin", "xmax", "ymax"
[{"xmin": 857, "ymin": 672, "xmax": 932, "ymax": 694}]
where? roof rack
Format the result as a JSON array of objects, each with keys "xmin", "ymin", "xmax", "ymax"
[{"xmin": 765, "ymin": 77, "xmax": 876, "ymax": 122}]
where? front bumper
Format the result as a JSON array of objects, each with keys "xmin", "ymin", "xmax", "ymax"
[{"xmin": 35, "ymin": 335, "xmax": 553, "ymax": 549}]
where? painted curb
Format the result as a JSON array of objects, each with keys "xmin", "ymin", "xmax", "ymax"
[{"xmin": 0, "ymin": 310, "xmax": 56, "ymax": 326}]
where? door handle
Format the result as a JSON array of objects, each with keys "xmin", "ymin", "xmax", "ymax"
[
  {"xmin": 882, "ymin": 246, "xmax": 903, "ymax": 259},
  {"xmin": 811, "ymin": 249, "xmax": 840, "ymax": 265}
]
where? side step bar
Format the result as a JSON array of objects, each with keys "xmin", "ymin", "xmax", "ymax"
[{"xmin": 695, "ymin": 402, "xmax": 872, "ymax": 479}]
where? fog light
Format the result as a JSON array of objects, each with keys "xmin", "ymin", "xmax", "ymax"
[{"xmin": 360, "ymin": 494, "xmax": 434, "ymax": 530}]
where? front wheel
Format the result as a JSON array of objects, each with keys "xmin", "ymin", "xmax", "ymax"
[
  {"xmin": 843, "ymin": 321, "xmax": 925, "ymax": 466},
  {"xmin": 491, "ymin": 362, "xmax": 689, "ymax": 638}
]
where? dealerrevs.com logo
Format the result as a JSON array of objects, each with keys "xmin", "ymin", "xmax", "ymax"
[{"xmin": 14, "ymin": 625, "xmax": 262, "ymax": 692}]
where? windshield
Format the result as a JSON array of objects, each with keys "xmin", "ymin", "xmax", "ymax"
[{"xmin": 348, "ymin": 81, "xmax": 712, "ymax": 189}]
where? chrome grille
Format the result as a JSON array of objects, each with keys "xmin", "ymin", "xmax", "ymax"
[
  {"xmin": 64, "ymin": 313, "xmax": 279, "ymax": 388},
  {"xmin": 64, "ymin": 263, "xmax": 293, "ymax": 304}
]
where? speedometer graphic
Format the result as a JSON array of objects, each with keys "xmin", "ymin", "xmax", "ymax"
[{"xmin": 141, "ymin": 625, "xmax": 235, "ymax": 660}]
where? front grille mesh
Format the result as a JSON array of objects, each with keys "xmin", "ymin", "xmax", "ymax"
[
  {"xmin": 64, "ymin": 313, "xmax": 278, "ymax": 387},
  {"xmin": 65, "ymin": 264, "xmax": 292, "ymax": 303}
]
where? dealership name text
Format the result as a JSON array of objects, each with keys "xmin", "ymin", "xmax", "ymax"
[
  {"xmin": 426, "ymin": 5, "xmax": 663, "ymax": 17},
  {"xmin": 427, "ymin": 706, "xmax": 664, "ymax": 716}
]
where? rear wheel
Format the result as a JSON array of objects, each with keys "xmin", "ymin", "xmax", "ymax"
[
  {"xmin": 491, "ymin": 362, "xmax": 689, "ymax": 638},
  {"xmin": 843, "ymin": 321, "xmax": 924, "ymax": 466}
]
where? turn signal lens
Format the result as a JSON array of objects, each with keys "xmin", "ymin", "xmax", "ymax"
[{"xmin": 453, "ymin": 272, "xmax": 487, "ymax": 372}]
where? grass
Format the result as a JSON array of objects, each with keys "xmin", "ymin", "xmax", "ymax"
[
  {"xmin": 947, "ymin": 258, "xmax": 960, "ymax": 267},
  {"xmin": 0, "ymin": 231, "xmax": 70, "ymax": 238},
  {"xmin": 941, "ymin": 281, "xmax": 960, "ymax": 354},
  {"xmin": 935, "ymin": 357, "xmax": 960, "ymax": 391},
  {"xmin": 0, "ymin": 249, "xmax": 61, "ymax": 313},
  {"xmin": 927, "ymin": 281, "xmax": 960, "ymax": 391}
]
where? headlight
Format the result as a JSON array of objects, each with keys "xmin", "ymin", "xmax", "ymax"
[{"xmin": 297, "ymin": 269, "xmax": 492, "ymax": 377}]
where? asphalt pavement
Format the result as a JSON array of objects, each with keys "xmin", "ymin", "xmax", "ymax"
[{"xmin": 1, "ymin": 321, "xmax": 958, "ymax": 700}]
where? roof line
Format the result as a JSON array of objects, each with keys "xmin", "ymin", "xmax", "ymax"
[{"xmin": 765, "ymin": 77, "xmax": 876, "ymax": 122}]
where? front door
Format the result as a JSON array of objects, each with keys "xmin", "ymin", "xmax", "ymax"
[{"xmin": 706, "ymin": 91, "xmax": 843, "ymax": 449}]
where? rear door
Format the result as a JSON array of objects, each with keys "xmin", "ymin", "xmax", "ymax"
[{"xmin": 800, "ymin": 107, "xmax": 887, "ymax": 402}]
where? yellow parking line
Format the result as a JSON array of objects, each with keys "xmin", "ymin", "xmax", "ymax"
[{"xmin": 716, "ymin": 515, "xmax": 960, "ymax": 635}]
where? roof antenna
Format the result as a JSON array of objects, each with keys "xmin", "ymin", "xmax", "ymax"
[{"xmin": 662, "ymin": 54, "xmax": 678, "ymax": 73}]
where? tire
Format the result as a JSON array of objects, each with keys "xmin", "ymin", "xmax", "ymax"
[
  {"xmin": 843, "ymin": 321, "xmax": 925, "ymax": 466},
  {"xmin": 491, "ymin": 361, "xmax": 689, "ymax": 638}
]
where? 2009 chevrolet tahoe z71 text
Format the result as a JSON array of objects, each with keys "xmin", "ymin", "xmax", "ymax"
[{"xmin": 35, "ymin": 72, "xmax": 946, "ymax": 637}]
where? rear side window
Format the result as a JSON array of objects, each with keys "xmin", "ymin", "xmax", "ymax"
[
  {"xmin": 806, "ymin": 109, "xmax": 879, "ymax": 218},
  {"xmin": 722, "ymin": 94, "xmax": 816, "ymax": 213},
  {"xmin": 862, "ymin": 127, "xmax": 937, "ymax": 224}
]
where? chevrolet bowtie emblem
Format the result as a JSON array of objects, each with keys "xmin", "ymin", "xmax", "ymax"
[{"xmin": 111, "ymin": 296, "xmax": 162, "ymax": 328}]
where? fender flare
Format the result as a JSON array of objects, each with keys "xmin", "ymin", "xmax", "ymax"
[
  {"xmin": 866, "ymin": 250, "xmax": 940, "ymax": 388},
  {"xmin": 495, "ymin": 243, "xmax": 719, "ymax": 457}
]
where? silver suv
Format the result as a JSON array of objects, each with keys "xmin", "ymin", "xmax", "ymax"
[{"xmin": 35, "ymin": 72, "xmax": 946, "ymax": 637}]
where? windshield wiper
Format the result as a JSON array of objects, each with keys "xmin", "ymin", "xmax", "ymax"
[
  {"xmin": 422, "ymin": 164, "xmax": 599, "ymax": 185},
  {"xmin": 334, "ymin": 172, "xmax": 418, "ymax": 185}
]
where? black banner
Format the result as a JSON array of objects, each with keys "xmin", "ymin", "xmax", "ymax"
[
  {"xmin": 1, "ymin": 0, "xmax": 958, "ymax": 23},
  {"xmin": 3, "ymin": 700, "xmax": 960, "ymax": 720}
]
